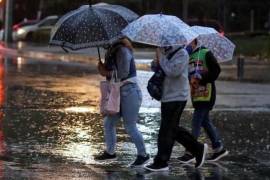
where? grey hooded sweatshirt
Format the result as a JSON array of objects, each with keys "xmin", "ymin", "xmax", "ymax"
[{"xmin": 159, "ymin": 47, "xmax": 190, "ymax": 102}]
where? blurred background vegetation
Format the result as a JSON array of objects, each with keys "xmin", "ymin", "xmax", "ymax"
[
  {"xmin": 12, "ymin": 0, "xmax": 270, "ymax": 32},
  {"xmin": 2, "ymin": 0, "xmax": 270, "ymax": 59}
]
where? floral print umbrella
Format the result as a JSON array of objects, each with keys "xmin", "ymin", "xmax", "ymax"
[
  {"xmin": 191, "ymin": 26, "xmax": 236, "ymax": 62},
  {"xmin": 49, "ymin": 4, "xmax": 138, "ymax": 50},
  {"xmin": 122, "ymin": 14, "xmax": 198, "ymax": 47}
]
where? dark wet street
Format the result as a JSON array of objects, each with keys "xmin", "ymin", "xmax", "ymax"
[{"xmin": 0, "ymin": 55, "xmax": 269, "ymax": 179}]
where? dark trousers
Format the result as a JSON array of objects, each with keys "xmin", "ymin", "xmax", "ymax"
[{"xmin": 154, "ymin": 101, "xmax": 202, "ymax": 165}]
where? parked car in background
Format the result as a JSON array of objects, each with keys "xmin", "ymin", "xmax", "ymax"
[
  {"xmin": 14, "ymin": 15, "xmax": 59, "ymax": 41},
  {"xmin": 187, "ymin": 19, "xmax": 225, "ymax": 35},
  {"xmin": 0, "ymin": 19, "xmax": 39, "ymax": 41},
  {"xmin": 13, "ymin": 20, "xmax": 39, "ymax": 32}
]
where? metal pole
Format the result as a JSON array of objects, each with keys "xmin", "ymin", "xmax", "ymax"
[
  {"xmin": 250, "ymin": 9, "xmax": 254, "ymax": 33},
  {"xmin": 97, "ymin": 47, "xmax": 101, "ymax": 62},
  {"xmin": 218, "ymin": 0, "xmax": 225, "ymax": 29},
  {"xmin": 37, "ymin": 0, "xmax": 44, "ymax": 20},
  {"xmin": 268, "ymin": 9, "xmax": 270, "ymax": 32},
  {"xmin": 4, "ymin": 0, "xmax": 13, "ymax": 44},
  {"xmin": 223, "ymin": 2, "xmax": 227, "ymax": 33},
  {"xmin": 237, "ymin": 55, "xmax": 245, "ymax": 81}
]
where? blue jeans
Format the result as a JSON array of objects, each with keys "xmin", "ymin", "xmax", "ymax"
[
  {"xmin": 192, "ymin": 108, "xmax": 222, "ymax": 150},
  {"xmin": 103, "ymin": 83, "xmax": 146, "ymax": 156}
]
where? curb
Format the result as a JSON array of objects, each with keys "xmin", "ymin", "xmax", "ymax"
[
  {"xmin": 0, "ymin": 45, "xmax": 98, "ymax": 65},
  {"xmin": 0, "ymin": 45, "xmax": 263, "ymax": 70}
]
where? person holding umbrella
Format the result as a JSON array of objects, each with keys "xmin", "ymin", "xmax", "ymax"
[
  {"xmin": 145, "ymin": 46, "xmax": 208, "ymax": 171},
  {"xmin": 49, "ymin": 2, "xmax": 147, "ymax": 166},
  {"xmin": 178, "ymin": 38, "xmax": 228, "ymax": 164},
  {"xmin": 122, "ymin": 14, "xmax": 208, "ymax": 171},
  {"xmin": 94, "ymin": 38, "xmax": 150, "ymax": 167}
]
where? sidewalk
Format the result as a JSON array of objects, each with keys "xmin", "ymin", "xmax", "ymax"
[
  {"xmin": 2, "ymin": 42, "xmax": 270, "ymax": 83},
  {"xmin": 1, "ymin": 41, "xmax": 267, "ymax": 65},
  {"xmin": 1, "ymin": 41, "xmax": 270, "ymax": 111}
]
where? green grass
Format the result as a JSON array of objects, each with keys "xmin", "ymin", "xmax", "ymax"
[{"xmin": 229, "ymin": 34, "xmax": 270, "ymax": 59}]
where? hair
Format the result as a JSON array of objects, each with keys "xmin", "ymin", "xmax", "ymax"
[
  {"xmin": 119, "ymin": 38, "xmax": 133, "ymax": 51},
  {"xmin": 194, "ymin": 38, "xmax": 198, "ymax": 46}
]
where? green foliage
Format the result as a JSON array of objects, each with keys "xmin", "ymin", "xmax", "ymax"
[{"xmin": 230, "ymin": 34, "xmax": 270, "ymax": 59}]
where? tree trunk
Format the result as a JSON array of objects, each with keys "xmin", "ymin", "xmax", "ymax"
[
  {"xmin": 250, "ymin": 9, "xmax": 254, "ymax": 32},
  {"xmin": 182, "ymin": 0, "xmax": 188, "ymax": 21},
  {"xmin": 37, "ymin": 0, "xmax": 44, "ymax": 20}
]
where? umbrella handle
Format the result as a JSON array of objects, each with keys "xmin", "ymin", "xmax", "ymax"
[
  {"xmin": 97, "ymin": 47, "xmax": 101, "ymax": 62},
  {"xmin": 61, "ymin": 46, "xmax": 69, "ymax": 53},
  {"xmin": 195, "ymin": 47, "xmax": 202, "ymax": 73}
]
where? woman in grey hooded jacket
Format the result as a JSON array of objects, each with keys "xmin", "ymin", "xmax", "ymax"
[{"xmin": 145, "ymin": 46, "xmax": 208, "ymax": 171}]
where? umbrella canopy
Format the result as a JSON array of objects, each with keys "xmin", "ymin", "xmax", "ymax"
[
  {"xmin": 191, "ymin": 26, "xmax": 236, "ymax": 62},
  {"xmin": 49, "ymin": 4, "xmax": 139, "ymax": 50},
  {"xmin": 122, "ymin": 14, "xmax": 198, "ymax": 47}
]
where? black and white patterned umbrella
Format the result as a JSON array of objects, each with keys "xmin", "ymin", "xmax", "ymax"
[{"xmin": 49, "ymin": 3, "xmax": 138, "ymax": 51}]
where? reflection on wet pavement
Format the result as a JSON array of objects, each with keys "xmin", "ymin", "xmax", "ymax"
[{"xmin": 0, "ymin": 56, "xmax": 269, "ymax": 179}]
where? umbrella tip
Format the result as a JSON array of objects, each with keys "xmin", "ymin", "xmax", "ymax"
[{"xmin": 89, "ymin": 0, "xmax": 92, "ymax": 7}]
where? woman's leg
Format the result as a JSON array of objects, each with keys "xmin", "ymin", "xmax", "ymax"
[
  {"xmin": 169, "ymin": 102, "xmax": 201, "ymax": 155},
  {"xmin": 121, "ymin": 84, "xmax": 146, "ymax": 156},
  {"xmin": 154, "ymin": 101, "xmax": 186, "ymax": 165},
  {"xmin": 104, "ymin": 114, "xmax": 121, "ymax": 154},
  {"xmin": 175, "ymin": 118, "xmax": 208, "ymax": 168},
  {"xmin": 201, "ymin": 110, "xmax": 222, "ymax": 150},
  {"xmin": 192, "ymin": 108, "xmax": 209, "ymax": 139}
]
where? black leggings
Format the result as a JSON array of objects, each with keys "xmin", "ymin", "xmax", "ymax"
[{"xmin": 154, "ymin": 101, "xmax": 202, "ymax": 165}]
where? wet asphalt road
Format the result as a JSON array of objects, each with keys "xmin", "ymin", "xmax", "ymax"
[{"xmin": 0, "ymin": 55, "xmax": 269, "ymax": 179}]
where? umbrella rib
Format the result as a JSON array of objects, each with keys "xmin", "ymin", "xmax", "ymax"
[
  {"xmin": 159, "ymin": 17, "xmax": 166, "ymax": 47},
  {"xmin": 92, "ymin": 8, "xmax": 112, "ymax": 45},
  {"xmin": 50, "ymin": 7, "xmax": 86, "ymax": 41},
  {"xmin": 96, "ymin": 8, "xmax": 129, "ymax": 44},
  {"xmin": 73, "ymin": 10, "xmax": 91, "ymax": 46}
]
